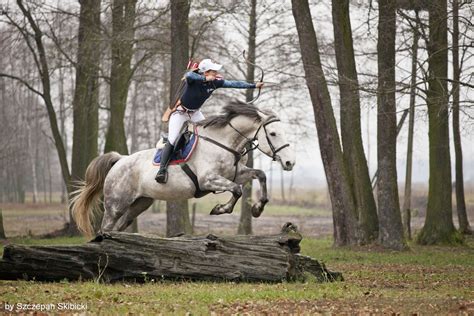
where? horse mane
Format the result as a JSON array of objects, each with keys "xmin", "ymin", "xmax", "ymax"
[{"xmin": 198, "ymin": 101, "xmax": 272, "ymax": 128}]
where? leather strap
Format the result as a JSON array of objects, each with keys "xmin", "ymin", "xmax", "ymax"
[{"xmin": 180, "ymin": 163, "xmax": 212, "ymax": 198}]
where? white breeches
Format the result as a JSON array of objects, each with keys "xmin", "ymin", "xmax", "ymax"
[{"xmin": 168, "ymin": 106, "xmax": 205, "ymax": 145}]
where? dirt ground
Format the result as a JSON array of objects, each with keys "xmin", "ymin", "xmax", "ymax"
[{"xmin": 0, "ymin": 202, "xmax": 430, "ymax": 238}]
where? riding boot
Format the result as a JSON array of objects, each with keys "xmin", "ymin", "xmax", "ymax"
[{"xmin": 155, "ymin": 142, "xmax": 175, "ymax": 183}]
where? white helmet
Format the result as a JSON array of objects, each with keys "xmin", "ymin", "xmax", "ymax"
[{"xmin": 198, "ymin": 59, "xmax": 222, "ymax": 72}]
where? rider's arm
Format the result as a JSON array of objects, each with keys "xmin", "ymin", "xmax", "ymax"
[
  {"xmin": 220, "ymin": 80, "xmax": 257, "ymax": 89},
  {"xmin": 185, "ymin": 71, "xmax": 206, "ymax": 84}
]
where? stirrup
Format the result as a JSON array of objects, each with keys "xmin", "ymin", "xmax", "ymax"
[{"xmin": 155, "ymin": 169, "xmax": 168, "ymax": 184}]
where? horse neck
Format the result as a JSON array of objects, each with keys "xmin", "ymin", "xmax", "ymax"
[{"xmin": 199, "ymin": 116, "xmax": 260, "ymax": 152}]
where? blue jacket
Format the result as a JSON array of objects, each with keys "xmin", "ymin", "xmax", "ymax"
[{"xmin": 180, "ymin": 71, "xmax": 256, "ymax": 110}]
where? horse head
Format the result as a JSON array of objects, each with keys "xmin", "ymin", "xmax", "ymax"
[{"xmin": 256, "ymin": 111, "xmax": 295, "ymax": 171}]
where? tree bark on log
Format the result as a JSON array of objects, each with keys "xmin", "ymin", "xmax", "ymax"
[{"xmin": 0, "ymin": 224, "xmax": 341, "ymax": 283}]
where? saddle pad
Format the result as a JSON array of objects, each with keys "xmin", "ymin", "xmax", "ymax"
[{"xmin": 152, "ymin": 133, "xmax": 198, "ymax": 166}]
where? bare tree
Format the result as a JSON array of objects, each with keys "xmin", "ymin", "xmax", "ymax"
[
  {"xmin": 238, "ymin": 0, "xmax": 258, "ymax": 235},
  {"xmin": 0, "ymin": 209, "xmax": 6, "ymax": 239},
  {"xmin": 104, "ymin": 0, "xmax": 138, "ymax": 155},
  {"xmin": 332, "ymin": 0, "xmax": 378, "ymax": 243},
  {"xmin": 376, "ymin": 0, "xmax": 405, "ymax": 250},
  {"xmin": 451, "ymin": 0, "xmax": 471, "ymax": 235},
  {"xmin": 71, "ymin": 0, "xmax": 101, "ymax": 184},
  {"xmin": 291, "ymin": 0, "xmax": 359, "ymax": 246},
  {"xmin": 417, "ymin": 0, "xmax": 457, "ymax": 245},
  {"xmin": 0, "ymin": 0, "xmax": 72, "ymax": 195},
  {"xmin": 401, "ymin": 19, "xmax": 420, "ymax": 240},
  {"xmin": 166, "ymin": 0, "xmax": 192, "ymax": 237}
]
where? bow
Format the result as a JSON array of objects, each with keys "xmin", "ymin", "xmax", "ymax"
[{"xmin": 243, "ymin": 50, "xmax": 264, "ymax": 104}]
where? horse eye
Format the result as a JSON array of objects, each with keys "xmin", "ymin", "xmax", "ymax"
[{"xmin": 270, "ymin": 132, "xmax": 276, "ymax": 136}]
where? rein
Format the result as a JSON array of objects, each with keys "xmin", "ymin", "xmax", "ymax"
[{"xmin": 195, "ymin": 117, "xmax": 290, "ymax": 165}]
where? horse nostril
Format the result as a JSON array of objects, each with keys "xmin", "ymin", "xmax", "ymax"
[{"xmin": 285, "ymin": 161, "xmax": 292, "ymax": 168}]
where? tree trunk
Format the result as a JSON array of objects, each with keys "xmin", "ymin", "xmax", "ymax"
[
  {"xmin": 26, "ymin": 122, "xmax": 38, "ymax": 204},
  {"xmin": 166, "ymin": 0, "xmax": 191, "ymax": 237},
  {"xmin": 41, "ymin": 144, "xmax": 47, "ymax": 203},
  {"xmin": 102, "ymin": 0, "xmax": 138, "ymax": 233},
  {"xmin": 46, "ymin": 144, "xmax": 53, "ymax": 203},
  {"xmin": 280, "ymin": 168, "xmax": 286, "ymax": 202},
  {"xmin": 0, "ymin": 225, "xmax": 342, "ymax": 283},
  {"xmin": 71, "ymin": 0, "xmax": 101, "ymax": 180},
  {"xmin": 15, "ymin": 171, "xmax": 25, "ymax": 204},
  {"xmin": 129, "ymin": 82, "xmax": 139, "ymax": 154},
  {"xmin": 238, "ymin": 152, "xmax": 254, "ymax": 235},
  {"xmin": 289, "ymin": 169, "xmax": 294, "ymax": 203},
  {"xmin": 451, "ymin": 0, "xmax": 471, "ymax": 234},
  {"xmin": 402, "ymin": 23, "xmax": 419, "ymax": 240},
  {"xmin": 291, "ymin": 0, "xmax": 359, "ymax": 246},
  {"xmin": 70, "ymin": 0, "xmax": 101, "ymax": 235},
  {"xmin": 104, "ymin": 0, "xmax": 137, "ymax": 155},
  {"xmin": 0, "ymin": 209, "xmax": 5, "ymax": 239},
  {"xmin": 269, "ymin": 162, "xmax": 273, "ymax": 199},
  {"xmin": 376, "ymin": 0, "xmax": 405, "ymax": 250},
  {"xmin": 417, "ymin": 0, "xmax": 458, "ymax": 244},
  {"xmin": 166, "ymin": 200, "xmax": 192, "ymax": 237},
  {"xmin": 331, "ymin": 0, "xmax": 378, "ymax": 243},
  {"xmin": 58, "ymin": 66, "xmax": 67, "ymax": 205},
  {"xmin": 238, "ymin": 0, "xmax": 258, "ymax": 236},
  {"xmin": 371, "ymin": 110, "xmax": 409, "ymax": 190}
]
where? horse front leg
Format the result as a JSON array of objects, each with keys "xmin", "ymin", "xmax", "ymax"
[
  {"xmin": 235, "ymin": 166, "xmax": 268, "ymax": 218},
  {"xmin": 201, "ymin": 174, "xmax": 242, "ymax": 215}
]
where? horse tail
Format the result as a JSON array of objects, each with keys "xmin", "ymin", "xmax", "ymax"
[{"xmin": 70, "ymin": 152, "xmax": 122, "ymax": 237}]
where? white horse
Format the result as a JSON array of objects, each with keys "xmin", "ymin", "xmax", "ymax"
[{"xmin": 71, "ymin": 103, "xmax": 295, "ymax": 237}]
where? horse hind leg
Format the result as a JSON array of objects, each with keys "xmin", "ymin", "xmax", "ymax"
[
  {"xmin": 99, "ymin": 198, "xmax": 128, "ymax": 235},
  {"xmin": 115, "ymin": 197, "xmax": 154, "ymax": 231}
]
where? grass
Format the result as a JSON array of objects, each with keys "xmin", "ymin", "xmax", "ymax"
[
  {"xmin": 0, "ymin": 235, "xmax": 473, "ymax": 314},
  {"xmin": 302, "ymin": 237, "xmax": 474, "ymax": 267}
]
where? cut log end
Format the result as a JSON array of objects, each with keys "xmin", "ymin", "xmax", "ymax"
[{"xmin": 0, "ymin": 223, "xmax": 341, "ymax": 283}]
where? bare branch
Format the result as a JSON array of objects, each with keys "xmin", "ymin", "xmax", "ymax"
[{"xmin": 0, "ymin": 73, "xmax": 43, "ymax": 97}]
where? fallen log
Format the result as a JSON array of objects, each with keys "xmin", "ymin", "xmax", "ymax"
[{"xmin": 0, "ymin": 223, "xmax": 342, "ymax": 283}]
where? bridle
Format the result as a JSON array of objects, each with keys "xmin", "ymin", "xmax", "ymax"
[
  {"xmin": 228, "ymin": 117, "xmax": 290, "ymax": 161},
  {"xmin": 195, "ymin": 117, "xmax": 289, "ymax": 164},
  {"xmin": 191, "ymin": 117, "xmax": 289, "ymax": 183}
]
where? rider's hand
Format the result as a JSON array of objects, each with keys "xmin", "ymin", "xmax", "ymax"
[
  {"xmin": 205, "ymin": 74, "xmax": 216, "ymax": 81},
  {"xmin": 256, "ymin": 82, "xmax": 264, "ymax": 89}
]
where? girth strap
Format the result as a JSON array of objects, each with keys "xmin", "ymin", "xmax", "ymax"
[{"xmin": 180, "ymin": 163, "xmax": 213, "ymax": 198}]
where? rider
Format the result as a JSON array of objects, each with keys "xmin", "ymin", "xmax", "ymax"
[{"xmin": 155, "ymin": 58, "xmax": 264, "ymax": 183}]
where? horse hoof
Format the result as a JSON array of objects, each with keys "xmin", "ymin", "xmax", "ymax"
[
  {"xmin": 210, "ymin": 204, "xmax": 225, "ymax": 215},
  {"xmin": 210, "ymin": 204, "xmax": 233, "ymax": 215},
  {"xmin": 251, "ymin": 202, "xmax": 264, "ymax": 218},
  {"xmin": 91, "ymin": 232, "xmax": 112, "ymax": 243}
]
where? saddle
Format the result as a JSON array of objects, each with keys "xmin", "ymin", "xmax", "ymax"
[{"xmin": 153, "ymin": 124, "xmax": 198, "ymax": 166}]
